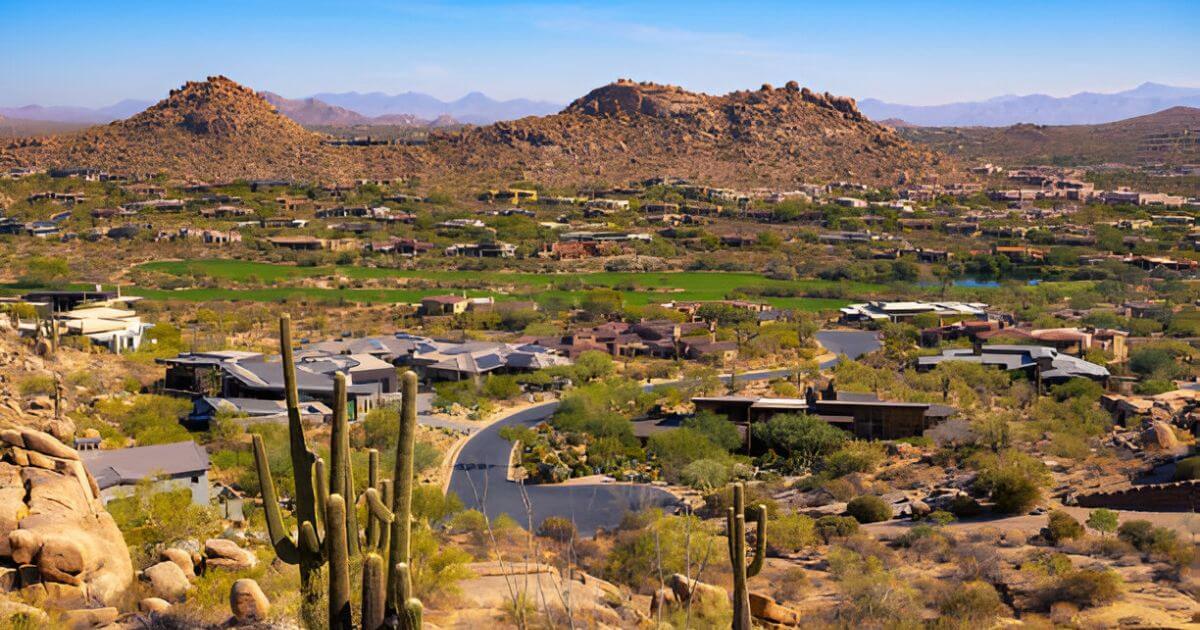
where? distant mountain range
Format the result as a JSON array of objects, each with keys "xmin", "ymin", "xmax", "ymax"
[
  {"xmin": 0, "ymin": 90, "xmax": 562, "ymax": 128},
  {"xmin": 860, "ymin": 83, "xmax": 1200, "ymax": 127},
  {"xmin": 309, "ymin": 91, "xmax": 561, "ymax": 124},
  {"xmin": 0, "ymin": 100, "xmax": 153, "ymax": 124}
]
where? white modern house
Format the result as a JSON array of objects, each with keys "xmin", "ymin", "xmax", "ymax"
[{"xmin": 80, "ymin": 441, "xmax": 211, "ymax": 505}]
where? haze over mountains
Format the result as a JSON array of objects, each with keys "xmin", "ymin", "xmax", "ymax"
[
  {"xmin": 0, "ymin": 90, "xmax": 562, "ymax": 127},
  {"xmin": 860, "ymin": 82, "xmax": 1200, "ymax": 127}
]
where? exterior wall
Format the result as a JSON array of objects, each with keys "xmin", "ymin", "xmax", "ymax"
[
  {"xmin": 99, "ymin": 472, "xmax": 210, "ymax": 506},
  {"xmin": 1075, "ymin": 480, "xmax": 1199, "ymax": 512}
]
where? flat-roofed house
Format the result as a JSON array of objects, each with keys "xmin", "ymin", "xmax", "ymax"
[{"xmin": 81, "ymin": 441, "xmax": 211, "ymax": 505}]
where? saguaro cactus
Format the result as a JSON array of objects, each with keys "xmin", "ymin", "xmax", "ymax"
[
  {"xmin": 253, "ymin": 315, "xmax": 424, "ymax": 628},
  {"xmin": 387, "ymin": 370, "xmax": 419, "ymax": 618},
  {"xmin": 726, "ymin": 482, "xmax": 766, "ymax": 630}
]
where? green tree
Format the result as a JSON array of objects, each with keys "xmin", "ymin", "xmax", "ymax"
[
  {"xmin": 1086, "ymin": 508, "xmax": 1119, "ymax": 539},
  {"xmin": 751, "ymin": 413, "xmax": 849, "ymax": 472}
]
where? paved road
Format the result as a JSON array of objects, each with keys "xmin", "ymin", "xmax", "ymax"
[{"xmin": 447, "ymin": 329, "xmax": 882, "ymax": 535}]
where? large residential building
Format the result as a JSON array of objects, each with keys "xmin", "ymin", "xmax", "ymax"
[
  {"xmin": 80, "ymin": 441, "xmax": 211, "ymax": 505},
  {"xmin": 839, "ymin": 301, "xmax": 989, "ymax": 324},
  {"xmin": 916, "ymin": 344, "xmax": 1109, "ymax": 385}
]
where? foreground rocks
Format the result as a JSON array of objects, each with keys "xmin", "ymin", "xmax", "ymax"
[
  {"xmin": 0, "ymin": 427, "xmax": 133, "ymax": 609},
  {"xmin": 229, "ymin": 578, "xmax": 271, "ymax": 624}
]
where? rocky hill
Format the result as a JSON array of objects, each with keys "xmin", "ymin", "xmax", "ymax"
[
  {"xmin": 4, "ymin": 77, "xmax": 951, "ymax": 186},
  {"xmin": 4, "ymin": 76, "xmax": 360, "ymax": 181},
  {"xmin": 420, "ymin": 80, "xmax": 949, "ymax": 186},
  {"xmin": 897, "ymin": 106, "xmax": 1200, "ymax": 166}
]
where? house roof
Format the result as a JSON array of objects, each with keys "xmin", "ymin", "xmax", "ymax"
[{"xmin": 81, "ymin": 441, "xmax": 209, "ymax": 490}]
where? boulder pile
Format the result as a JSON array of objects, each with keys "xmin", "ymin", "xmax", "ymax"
[{"xmin": 0, "ymin": 427, "xmax": 133, "ymax": 614}]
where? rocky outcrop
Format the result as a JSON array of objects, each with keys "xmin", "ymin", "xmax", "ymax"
[{"xmin": 0, "ymin": 428, "xmax": 133, "ymax": 608}]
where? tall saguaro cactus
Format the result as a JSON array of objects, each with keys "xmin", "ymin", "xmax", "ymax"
[
  {"xmin": 253, "ymin": 315, "xmax": 424, "ymax": 628},
  {"xmin": 726, "ymin": 482, "xmax": 766, "ymax": 630},
  {"xmin": 387, "ymin": 370, "xmax": 419, "ymax": 617}
]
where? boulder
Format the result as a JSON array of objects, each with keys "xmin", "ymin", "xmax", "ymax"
[
  {"xmin": 20, "ymin": 429, "xmax": 78, "ymax": 460},
  {"xmin": 139, "ymin": 597, "xmax": 171, "ymax": 614},
  {"xmin": 667, "ymin": 573, "xmax": 727, "ymax": 614},
  {"xmin": 61, "ymin": 606, "xmax": 119, "ymax": 628},
  {"xmin": 229, "ymin": 578, "xmax": 270, "ymax": 623},
  {"xmin": 908, "ymin": 499, "xmax": 931, "ymax": 519},
  {"xmin": 8, "ymin": 529, "xmax": 41, "ymax": 565},
  {"xmin": 205, "ymin": 538, "xmax": 258, "ymax": 571},
  {"xmin": 37, "ymin": 533, "xmax": 87, "ymax": 585},
  {"xmin": 749, "ymin": 592, "xmax": 800, "ymax": 625},
  {"xmin": 144, "ymin": 561, "xmax": 191, "ymax": 602},
  {"xmin": 1141, "ymin": 421, "xmax": 1181, "ymax": 451},
  {"xmin": 160, "ymin": 547, "xmax": 195, "ymax": 579}
]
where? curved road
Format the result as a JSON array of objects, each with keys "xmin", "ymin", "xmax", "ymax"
[{"xmin": 447, "ymin": 330, "xmax": 880, "ymax": 535}]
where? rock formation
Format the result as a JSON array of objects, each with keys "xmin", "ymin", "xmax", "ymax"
[{"xmin": 0, "ymin": 428, "xmax": 133, "ymax": 610}]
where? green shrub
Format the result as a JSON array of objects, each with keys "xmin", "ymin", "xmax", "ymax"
[
  {"xmin": 1117, "ymin": 519, "xmax": 1155, "ymax": 550},
  {"xmin": 1085, "ymin": 508, "xmax": 1119, "ymax": 538},
  {"xmin": 1045, "ymin": 510, "xmax": 1085, "ymax": 545},
  {"xmin": 1054, "ymin": 569, "xmax": 1123, "ymax": 608},
  {"xmin": 18, "ymin": 375, "xmax": 56, "ymax": 397},
  {"xmin": 938, "ymin": 580, "xmax": 1003, "ymax": 623},
  {"xmin": 847, "ymin": 495, "xmax": 892, "ymax": 523},
  {"xmin": 815, "ymin": 515, "xmax": 860, "ymax": 542},
  {"xmin": 823, "ymin": 441, "xmax": 887, "ymax": 477},
  {"xmin": 1174, "ymin": 456, "xmax": 1200, "ymax": 481},
  {"xmin": 538, "ymin": 516, "xmax": 577, "ymax": 542},
  {"xmin": 767, "ymin": 512, "xmax": 817, "ymax": 553},
  {"xmin": 927, "ymin": 510, "xmax": 957, "ymax": 526},
  {"xmin": 948, "ymin": 494, "xmax": 984, "ymax": 518},
  {"xmin": 972, "ymin": 451, "xmax": 1051, "ymax": 514},
  {"xmin": 679, "ymin": 458, "xmax": 730, "ymax": 491}
]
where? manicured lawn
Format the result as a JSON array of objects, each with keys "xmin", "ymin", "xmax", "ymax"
[{"xmin": 136, "ymin": 259, "xmax": 871, "ymax": 310}]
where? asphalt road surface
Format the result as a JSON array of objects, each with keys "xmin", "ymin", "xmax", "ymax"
[{"xmin": 447, "ymin": 329, "xmax": 881, "ymax": 535}]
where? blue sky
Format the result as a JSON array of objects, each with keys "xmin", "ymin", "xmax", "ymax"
[{"xmin": 2, "ymin": 0, "xmax": 1198, "ymax": 107}]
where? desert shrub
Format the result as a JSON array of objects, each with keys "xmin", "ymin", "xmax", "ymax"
[
  {"xmin": 1085, "ymin": 508, "xmax": 1119, "ymax": 538},
  {"xmin": 682, "ymin": 410, "xmax": 743, "ymax": 451},
  {"xmin": 820, "ymin": 477, "xmax": 857, "ymax": 502},
  {"xmin": 1175, "ymin": 456, "xmax": 1200, "ymax": 481},
  {"xmin": 927, "ymin": 510, "xmax": 957, "ymax": 526},
  {"xmin": 767, "ymin": 512, "xmax": 818, "ymax": 553},
  {"xmin": 773, "ymin": 567, "xmax": 808, "ymax": 602},
  {"xmin": 751, "ymin": 413, "xmax": 849, "ymax": 472},
  {"xmin": 1045, "ymin": 510, "xmax": 1085, "ymax": 545},
  {"xmin": 938, "ymin": 580, "xmax": 1003, "ymax": 623},
  {"xmin": 1117, "ymin": 519, "xmax": 1155, "ymax": 550},
  {"xmin": 18, "ymin": 374, "xmax": 56, "ymax": 397},
  {"xmin": 679, "ymin": 458, "xmax": 731, "ymax": 491},
  {"xmin": 815, "ymin": 515, "xmax": 860, "ymax": 542},
  {"xmin": 948, "ymin": 494, "xmax": 984, "ymax": 518},
  {"xmin": 823, "ymin": 441, "xmax": 887, "ymax": 477},
  {"xmin": 1053, "ymin": 569, "xmax": 1123, "ymax": 608},
  {"xmin": 604, "ymin": 510, "xmax": 727, "ymax": 591},
  {"xmin": 411, "ymin": 486, "xmax": 463, "ymax": 525},
  {"xmin": 647, "ymin": 428, "xmax": 729, "ymax": 483},
  {"xmin": 896, "ymin": 524, "xmax": 943, "ymax": 549},
  {"xmin": 538, "ymin": 516, "xmax": 577, "ymax": 542},
  {"xmin": 971, "ymin": 451, "xmax": 1051, "ymax": 515},
  {"xmin": 847, "ymin": 495, "xmax": 892, "ymax": 524},
  {"xmin": 449, "ymin": 509, "xmax": 488, "ymax": 539},
  {"xmin": 410, "ymin": 526, "xmax": 474, "ymax": 602}
]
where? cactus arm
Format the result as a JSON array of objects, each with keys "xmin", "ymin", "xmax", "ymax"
[
  {"xmin": 387, "ymin": 371, "xmax": 419, "ymax": 610},
  {"xmin": 366, "ymin": 449, "xmax": 380, "ymax": 549},
  {"xmin": 280, "ymin": 315, "xmax": 320, "ymax": 536},
  {"xmin": 300, "ymin": 521, "xmax": 322, "ymax": 556},
  {"xmin": 251, "ymin": 434, "xmax": 301, "ymax": 564},
  {"xmin": 365, "ymin": 487, "xmax": 395, "ymax": 524},
  {"xmin": 326, "ymin": 494, "xmax": 352, "ymax": 630},
  {"xmin": 377, "ymin": 480, "xmax": 393, "ymax": 556},
  {"xmin": 392, "ymin": 561, "xmax": 422, "ymax": 630},
  {"xmin": 403, "ymin": 599, "xmax": 424, "ymax": 630},
  {"xmin": 361, "ymin": 552, "xmax": 387, "ymax": 630},
  {"xmin": 728, "ymin": 483, "xmax": 753, "ymax": 630},
  {"xmin": 747, "ymin": 503, "xmax": 767, "ymax": 578}
]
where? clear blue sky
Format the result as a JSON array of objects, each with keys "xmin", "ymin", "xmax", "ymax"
[{"xmin": 2, "ymin": 0, "xmax": 1198, "ymax": 107}]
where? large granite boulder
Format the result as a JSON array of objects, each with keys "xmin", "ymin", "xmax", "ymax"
[{"xmin": 0, "ymin": 428, "xmax": 133, "ymax": 608}]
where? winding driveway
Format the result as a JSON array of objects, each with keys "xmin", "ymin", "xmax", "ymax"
[{"xmin": 447, "ymin": 330, "xmax": 880, "ymax": 535}]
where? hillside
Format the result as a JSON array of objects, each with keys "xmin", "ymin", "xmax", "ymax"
[
  {"xmin": 897, "ymin": 106, "xmax": 1200, "ymax": 166},
  {"xmin": 411, "ymin": 80, "xmax": 950, "ymax": 187},
  {"xmin": 2, "ymin": 76, "xmax": 363, "ymax": 181},
  {"xmin": 3, "ymin": 77, "xmax": 950, "ymax": 186}
]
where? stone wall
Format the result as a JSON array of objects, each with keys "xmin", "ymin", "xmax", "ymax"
[{"xmin": 1075, "ymin": 480, "xmax": 1200, "ymax": 512}]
